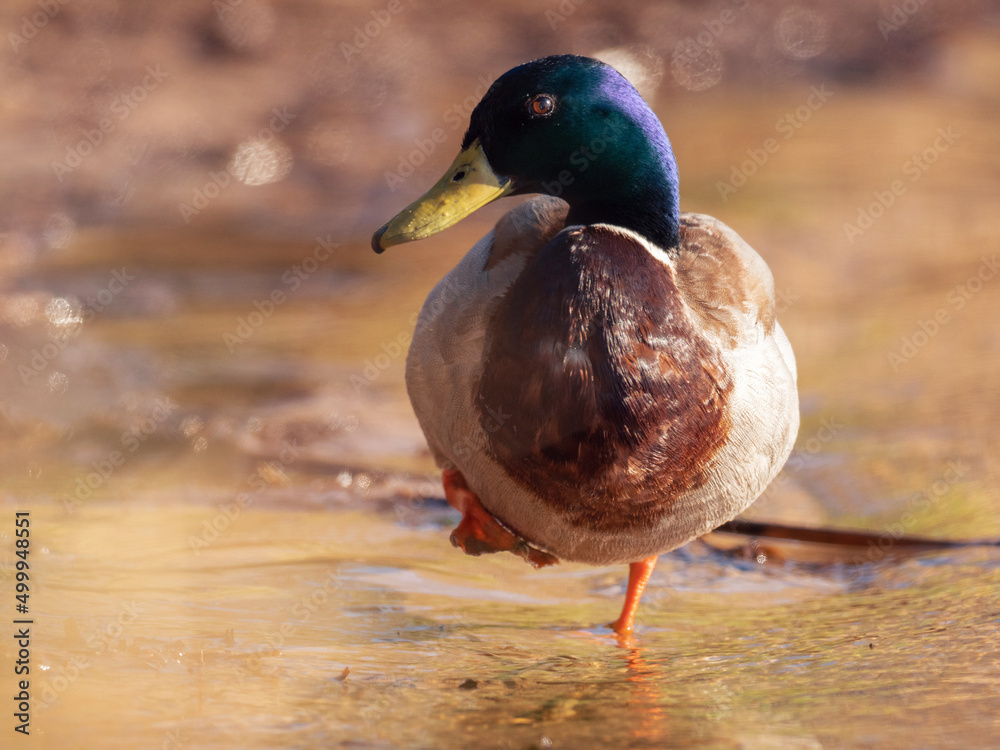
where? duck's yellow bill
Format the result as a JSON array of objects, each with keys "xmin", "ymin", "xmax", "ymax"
[{"xmin": 372, "ymin": 139, "xmax": 512, "ymax": 253}]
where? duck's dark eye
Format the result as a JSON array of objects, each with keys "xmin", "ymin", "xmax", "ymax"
[{"xmin": 528, "ymin": 94, "xmax": 555, "ymax": 117}]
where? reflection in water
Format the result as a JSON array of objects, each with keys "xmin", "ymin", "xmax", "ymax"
[{"xmin": 622, "ymin": 647, "xmax": 669, "ymax": 747}]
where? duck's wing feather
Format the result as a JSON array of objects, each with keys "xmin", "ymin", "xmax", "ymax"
[{"xmin": 675, "ymin": 212, "xmax": 796, "ymax": 379}]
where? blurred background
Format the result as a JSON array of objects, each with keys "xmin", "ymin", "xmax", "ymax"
[{"xmin": 1, "ymin": 1, "xmax": 999, "ymax": 749}]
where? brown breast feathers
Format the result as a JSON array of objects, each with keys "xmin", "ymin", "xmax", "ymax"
[{"xmin": 476, "ymin": 225, "xmax": 733, "ymax": 533}]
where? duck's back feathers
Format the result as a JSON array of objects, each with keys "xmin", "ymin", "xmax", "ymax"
[{"xmin": 675, "ymin": 214, "xmax": 777, "ymax": 348}]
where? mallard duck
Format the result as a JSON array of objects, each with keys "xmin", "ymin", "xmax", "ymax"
[{"xmin": 372, "ymin": 55, "xmax": 799, "ymax": 636}]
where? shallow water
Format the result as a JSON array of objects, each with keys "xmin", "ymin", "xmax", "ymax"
[{"xmin": 3, "ymin": 77, "xmax": 1000, "ymax": 749}]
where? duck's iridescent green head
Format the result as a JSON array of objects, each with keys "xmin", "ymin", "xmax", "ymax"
[{"xmin": 373, "ymin": 55, "xmax": 680, "ymax": 253}]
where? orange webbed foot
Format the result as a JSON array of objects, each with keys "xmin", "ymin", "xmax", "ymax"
[
  {"xmin": 609, "ymin": 556, "xmax": 659, "ymax": 637},
  {"xmin": 442, "ymin": 469, "xmax": 559, "ymax": 569}
]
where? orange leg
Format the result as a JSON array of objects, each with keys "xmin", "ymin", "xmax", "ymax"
[
  {"xmin": 442, "ymin": 469, "xmax": 558, "ymax": 569},
  {"xmin": 609, "ymin": 556, "xmax": 659, "ymax": 636}
]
